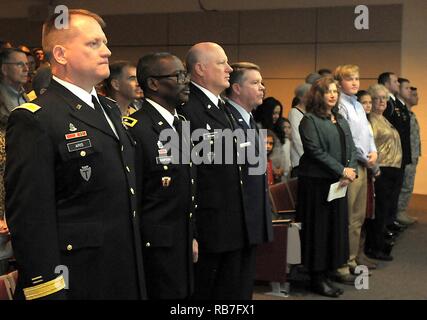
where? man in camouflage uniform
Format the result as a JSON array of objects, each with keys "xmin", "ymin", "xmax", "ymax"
[{"xmin": 397, "ymin": 84, "xmax": 421, "ymax": 225}]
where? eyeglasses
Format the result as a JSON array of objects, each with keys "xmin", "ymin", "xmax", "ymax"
[
  {"xmin": 3, "ymin": 61, "xmax": 30, "ymax": 69},
  {"xmin": 151, "ymin": 71, "xmax": 190, "ymax": 84},
  {"xmin": 373, "ymin": 96, "xmax": 388, "ymax": 101}
]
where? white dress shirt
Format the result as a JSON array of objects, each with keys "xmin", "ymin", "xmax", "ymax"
[{"xmin": 53, "ymin": 76, "xmax": 118, "ymax": 138}]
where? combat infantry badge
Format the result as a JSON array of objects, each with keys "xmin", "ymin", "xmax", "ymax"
[{"xmin": 80, "ymin": 165, "xmax": 92, "ymax": 181}]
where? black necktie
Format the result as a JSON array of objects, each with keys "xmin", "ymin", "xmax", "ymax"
[
  {"xmin": 173, "ymin": 115, "xmax": 190, "ymax": 150},
  {"xmin": 92, "ymin": 95, "xmax": 104, "ymax": 114},
  {"xmin": 249, "ymin": 116, "xmax": 257, "ymax": 130},
  {"xmin": 92, "ymin": 95, "xmax": 115, "ymax": 136},
  {"xmin": 173, "ymin": 116, "xmax": 182, "ymax": 137},
  {"xmin": 218, "ymin": 99, "xmax": 225, "ymax": 110}
]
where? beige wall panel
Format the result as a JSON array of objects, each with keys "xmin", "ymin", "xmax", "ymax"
[
  {"xmin": 0, "ymin": 0, "xmax": 405, "ymax": 18},
  {"xmin": 359, "ymin": 78, "xmax": 378, "ymax": 91},
  {"xmin": 109, "ymin": 46, "xmax": 167, "ymax": 65},
  {"xmin": 239, "ymin": 45, "xmax": 315, "ymax": 78},
  {"xmin": 317, "ymin": 42, "xmax": 401, "ymax": 78},
  {"xmin": 317, "ymin": 4, "xmax": 402, "ymax": 42},
  {"xmin": 168, "ymin": 12, "xmax": 239, "ymax": 45},
  {"xmin": 168, "ymin": 45, "xmax": 239, "ymax": 64},
  {"xmin": 262, "ymin": 79, "xmax": 305, "ymax": 116},
  {"xmin": 402, "ymin": 0, "xmax": 427, "ymax": 195},
  {"xmin": 104, "ymin": 14, "xmax": 168, "ymax": 46},
  {"xmin": 239, "ymin": 9, "xmax": 316, "ymax": 44}
]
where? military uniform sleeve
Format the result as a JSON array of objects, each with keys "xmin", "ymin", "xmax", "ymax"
[{"xmin": 5, "ymin": 108, "xmax": 66, "ymax": 300}]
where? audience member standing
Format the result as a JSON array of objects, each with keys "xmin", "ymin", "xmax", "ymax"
[
  {"xmin": 366, "ymin": 84, "xmax": 402, "ymax": 261},
  {"xmin": 225, "ymin": 62, "xmax": 273, "ymax": 298},
  {"xmin": 125, "ymin": 52, "xmax": 197, "ymax": 299},
  {"xmin": 396, "ymin": 79, "xmax": 419, "ymax": 225},
  {"xmin": 5, "ymin": 9, "xmax": 146, "ymax": 300},
  {"xmin": 0, "ymin": 48, "xmax": 30, "ymax": 112},
  {"xmin": 334, "ymin": 65, "xmax": 377, "ymax": 283},
  {"xmin": 180, "ymin": 42, "xmax": 265, "ymax": 299},
  {"xmin": 298, "ymin": 76, "xmax": 357, "ymax": 297},
  {"xmin": 378, "ymin": 72, "xmax": 410, "ymax": 232},
  {"xmin": 104, "ymin": 61, "xmax": 140, "ymax": 116},
  {"xmin": 289, "ymin": 83, "xmax": 311, "ymax": 177}
]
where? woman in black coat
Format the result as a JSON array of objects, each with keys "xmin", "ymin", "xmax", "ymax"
[{"xmin": 298, "ymin": 76, "xmax": 357, "ymax": 297}]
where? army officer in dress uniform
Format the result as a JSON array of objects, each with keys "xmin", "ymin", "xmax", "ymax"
[
  {"xmin": 5, "ymin": 9, "xmax": 146, "ymax": 300},
  {"xmin": 124, "ymin": 52, "xmax": 197, "ymax": 299}
]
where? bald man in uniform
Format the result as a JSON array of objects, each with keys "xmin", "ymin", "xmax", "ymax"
[{"xmin": 179, "ymin": 42, "xmax": 271, "ymax": 300}]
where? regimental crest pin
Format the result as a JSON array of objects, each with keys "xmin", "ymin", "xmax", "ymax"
[
  {"xmin": 161, "ymin": 176, "xmax": 171, "ymax": 187},
  {"xmin": 80, "ymin": 165, "xmax": 92, "ymax": 181},
  {"xmin": 69, "ymin": 123, "xmax": 77, "ymax": 132}
]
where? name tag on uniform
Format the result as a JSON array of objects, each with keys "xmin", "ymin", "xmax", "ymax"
[
  {"xmin": 203, "ymin": 132, "xmax": 219, "ymax": 141},
  {"xmin": 67, "ymin": 139, "xmax": 92, "ymax": 152},
  {"xmin": 240, "ymin": 141, "xmax": 252, "ymax": 148},
  {"xmin": 156, "ymin": 156, "xmax": 174, "ymax": 165}
]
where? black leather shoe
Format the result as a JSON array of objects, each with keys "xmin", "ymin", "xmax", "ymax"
[
  {"xmin": 383, "ymin": 241, "xmax": 394, "ymax": 256},
  {"xmin": 367, "ymin": 251, "xmax": 393, "ymax": 261},
  {"xmin": 325, "ymin": 277, "xmax": 344, "ymax": 295},
  {"xmin": 311, "ymin": 280, "xmax": 340, "ymax": 298},
  {"xmin": 387, "ymin": 221, "xmax": 405, "ymax": 233},
  {"xmin": 384, "ymin": 230, "xmax": 397, "ymax": 241},
  {"xmin": 394, "ymin": 220, "xmax": 407, "ymax": 229}
]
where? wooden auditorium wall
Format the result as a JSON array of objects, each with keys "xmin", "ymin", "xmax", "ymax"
[{"xmin": 4, "ymin": 4, "xmax": 426, "ymax": 195}]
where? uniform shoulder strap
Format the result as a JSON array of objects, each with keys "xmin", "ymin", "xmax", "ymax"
[{"xmin": 13, "ymin": 103, "xmax": 41, "ymax": 113}]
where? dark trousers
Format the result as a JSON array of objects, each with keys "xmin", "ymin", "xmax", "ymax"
[
  {"xmin": 389, "ymin": 165, "xmax": 405, "ymax": 223},
  {"xmin": 366, "ymin": 167, "xmax": 402, "ymax": 253},
  {"xmin": 193, "ymin": 246, "xmax": 257, "ymax": 300}
]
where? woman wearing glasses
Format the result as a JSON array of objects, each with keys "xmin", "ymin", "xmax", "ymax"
[{"xmin": 365, "ymin": 84, "xmax": 402, "ymax": 261}]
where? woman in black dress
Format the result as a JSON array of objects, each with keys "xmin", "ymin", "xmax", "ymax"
[{"xmin": 298, "ymin": 77, "xmax": 357, "ymax": 297}]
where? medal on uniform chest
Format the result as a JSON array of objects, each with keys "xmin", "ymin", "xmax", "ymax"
[{"xmin": 161, "ymin": 176, "xmax": 171, "ymax": 187}]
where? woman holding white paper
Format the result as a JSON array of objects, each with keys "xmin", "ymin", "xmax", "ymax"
[{"xmin": 297, "ymin": 76, "xmax": 357, "ymax": 298}]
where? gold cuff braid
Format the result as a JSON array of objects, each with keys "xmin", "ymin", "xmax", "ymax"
[{"xmin": 23, "ymin": 275, "xmax": 66, "ymax": 300}]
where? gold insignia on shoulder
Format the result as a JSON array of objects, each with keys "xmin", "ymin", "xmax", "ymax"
[
  {"xmin": 27, "ymin": 90, "xmax": 37, "ymax": 101},
  {"xmin": 13, "ymin": 103, "xmax": 41, "ymax": 113},
  {"xmin": 122, "ymin": 116, "xmax": 138, "ymax": 128}
]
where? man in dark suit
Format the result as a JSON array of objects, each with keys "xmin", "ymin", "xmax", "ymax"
[
  {"xmin": 5, "ymin": 9, "xmax": 146, "ymax": 300},
  {"xmin": 378, "ymin": 72, "xmax": 410, "ymax": 229},
  {"xmin": 124, "ymin": 52, "xmax": 197, "ymax": 299},
  {"xmin": 179, "ymin": 42, "xmax": 271, "ymax": 299}
]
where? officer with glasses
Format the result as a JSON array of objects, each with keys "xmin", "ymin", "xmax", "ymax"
[{"xmin": 124, "ymin": 52, "xmax": 197, "ymax": 299}]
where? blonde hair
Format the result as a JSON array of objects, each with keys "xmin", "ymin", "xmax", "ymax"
[
  {"xmin": 368, "ymin": 83, "xmax": 390, "ymax": 101},
  {"xmin": 334, "ymin": 64, "xmax": 360, "ymax": 82},
  {"xmin": 42, "ymin": 9, "xmax": 106, "ymax": 60}
]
